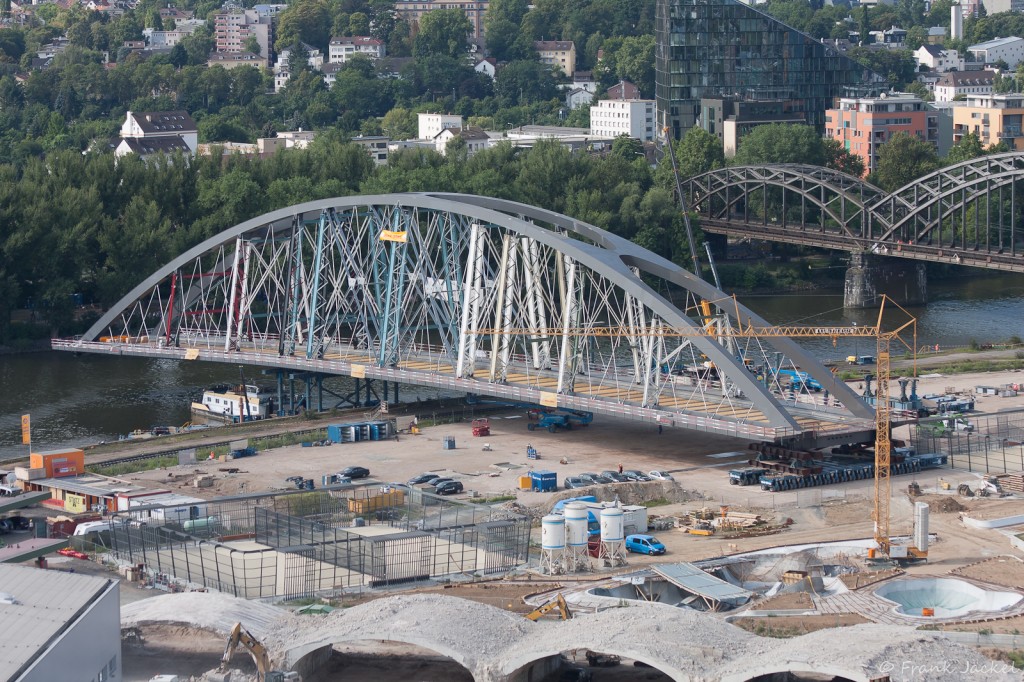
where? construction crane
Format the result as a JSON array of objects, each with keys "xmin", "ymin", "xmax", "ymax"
[
  {"xmin": 524, "ymin": 593, "xmax": 572, "ymax": 621},
  {"xmin": 474, "ymin": 295, "xmax": 916, "ymax": 558}
]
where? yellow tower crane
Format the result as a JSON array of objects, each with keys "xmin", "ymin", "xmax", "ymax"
[{"xmin": 474, "ymin": 294, "xmax": 916, "ymax": 557}]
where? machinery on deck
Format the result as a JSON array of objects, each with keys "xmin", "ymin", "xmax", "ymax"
[
  {"xmin": 217, "ymin": 622, "xmax": 300, "ymax": 682},
  {"xmin": 524, "ymin": 594, "xmax": 572, "ymax": 621}
]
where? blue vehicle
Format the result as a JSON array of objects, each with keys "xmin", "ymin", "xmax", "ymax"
[
  {"xmin": 625, "ymin": 534, "xmax": 666, "ymax": 555},
  {"xmin": 775, "ymin": 369, "xmax": 822, "ymax": 392},
  {"xmin": 527, "ymin": 409, "xmax": 594, "ymax": 433}
]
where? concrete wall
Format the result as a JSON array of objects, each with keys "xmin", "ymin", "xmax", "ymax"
[{"xmin": 17, "ymin": 581, "xmax": 121, "ymax": 682}]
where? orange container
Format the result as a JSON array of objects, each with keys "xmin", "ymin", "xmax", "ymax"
[
  {"xmin": 922, "ymin": 607, "xmax": 935, "ymax": 617},
  {"xmin": 867, "ymin": 548, "xmax": 876, "ymax": 559},
  {"xmin": 30, "ymin": 448, "xmax": 85, "ymax": 478},
  {"xmin": 518, "ymin": 475, "xmax": 533, "ymax": 490}
]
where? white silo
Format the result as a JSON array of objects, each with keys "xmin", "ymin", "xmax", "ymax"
[
  {"xmin": 540, "ymin": 514, "xmax": 566, "ymax": 574},
  {"xmin": 914, "ymin": 502, "xmax": 930, "ymax": 553},
  {"xmin": 563, "ymin": 503, "xmax": 591, "ymax": 572},
  {"xmin": 598, "ymin": 505, "xmax": 627, "ymax": 567}
]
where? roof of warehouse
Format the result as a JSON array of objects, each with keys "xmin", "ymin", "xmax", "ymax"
[
  {"xmin": 0, "ymin": 564, "xmax": 113, "ymax": 680},
  {"xmin": 32, "ymin": 473, "xmax": 157, "ymax": 497},
  {"xmin": 653, "ymin": 562, "xmax": 754, "ymax": 604}
]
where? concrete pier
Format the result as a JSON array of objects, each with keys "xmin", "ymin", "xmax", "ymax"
[{"xmin": 844, "ymin": 252, "xmax": 927, "ymax": 308}]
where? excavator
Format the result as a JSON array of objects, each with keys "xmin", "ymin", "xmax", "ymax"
[
  {"xmin": 524, "ymin": 593, "xmax": 572, "ymax": 621},
  {"xmin": 216, "ymin": 622, "xmax": 300, "ymax": 682}
]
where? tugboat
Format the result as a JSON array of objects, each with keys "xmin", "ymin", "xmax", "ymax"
[{"xmin": 191, "ymin": 383, "xmax": 275, "ymax": 424}]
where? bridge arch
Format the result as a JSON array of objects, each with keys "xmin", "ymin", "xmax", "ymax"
[{"xmin": 65, "ymin": 192, "xmax": 875, "ymax": 442}]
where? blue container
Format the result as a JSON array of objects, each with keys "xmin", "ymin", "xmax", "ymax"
[
  {"xmin": 327, "ymin": 425, "xmax": 345, "ymax": 443},
  {"xmin": 530, "ymin": 470, "xmax": 557, "ymax": 492},
  {"xmin": 322, "ymin": 474, "xmax": 337, "ymax": 486}
]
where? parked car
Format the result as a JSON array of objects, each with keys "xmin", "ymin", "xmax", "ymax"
[
  {"xmin": 600, "ymin": 471, "xmax": 629, "ymax": 483},
  {"xmin": 625, "ymin": 534, "xmax": 666, "ymax": 555},
  {"xmin": 430, "ymin": 477, "xmax": 455, "ymax": 488},
  {"xmin": 563, "ymin": 476, "xmax": 588, "ymax": 489},
  {"xmin": 0, "ymin": 485, "xmax": 21, "ymax": 497},
  {"xmin": 435, "ymin": 480, "xmax": 464, "ymax": 495},
  {"xmin": 339, "ymin": 466, "xmax": 370, "ymax": 479},
  {"xmin": 622, "ymin": 470, "xmax": 651, "ymax": 482},
  {"xmin": 648, "ymin": 470, "xmax": 674, "ymax": 481},
  {"xmin": 408, "ymin": 472, "xmax": 441, "ymax": 485},
  {"xmin": 578, "ymin": 473, "xmax": 614, "ymax": 485}
]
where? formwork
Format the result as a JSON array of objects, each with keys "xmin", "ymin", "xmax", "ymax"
[{"xmin": 107, "ymin": 484, "xmax": 530, "ymax": 600}]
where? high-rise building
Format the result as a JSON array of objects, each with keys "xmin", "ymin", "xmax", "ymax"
[{"xmin": 655, "ymin": 0, "xmax": 881, "ymax": 140}]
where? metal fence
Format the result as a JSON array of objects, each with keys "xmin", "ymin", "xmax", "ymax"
[
  {"xmin": 106, "ymin": 484, "xmax": 531, "ymax": 600},
  {"xmin": 911, "ymin": 408, "xmax": 1024, "ymax": 475}
]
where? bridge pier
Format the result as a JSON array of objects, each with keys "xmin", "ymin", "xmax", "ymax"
[{"xmin": 844, "ymin": 252, "xmax": 927, "ymax": 308}]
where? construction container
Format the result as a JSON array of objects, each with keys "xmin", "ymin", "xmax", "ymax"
[
  {"xmin": 348, "ymin": 490, "xmax": 405, "ymax": 514},
  {"xmin": 14, "ymin": 466, "xmax": 46, "ymax": 481},
  {"xmin": 29, "ymin": 449, "xmax": 85, "ymax": 478},
  {"xmin": 518, "ymin": 475, "xmax": 533, "ymax": 490},
  {"xmin": 323, "ymin": 474, "xmax": 338, "ymax": 486},
  {"xmin": 530, "ymin": 470, "xmax": 557, "ymax": 492},
  {"xmin": 442, "ymin": 436, "xmax": 456, "ymax": 450}
]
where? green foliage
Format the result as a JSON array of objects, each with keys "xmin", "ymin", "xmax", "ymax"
[
  {"xmin": 414, "ymin": 9, "xmax": 472, "ymax": 59},
  {"xmin": 732, "ymin": 124, "xmax": 825, "ymax": 166},
  {"xmin": 870, "ymin": 131, "xmax": 940, "ymax": 191}
]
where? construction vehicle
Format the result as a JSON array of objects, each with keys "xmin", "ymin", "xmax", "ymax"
[
  {"xmin": 527, "ymin": 410, "xmax": 594, "ymax": 433},
  {"xmin": 957, "ymin": 483, "xmax": 975, "ymax": 497},
  {"xmin": 524, "ymin": 593, "xmax": 572, "ymax": 621},
  {"xmin": 471, "ymin": 418, "xmax": 491, "ymax": 437},
  {"xmin": 218, "ymin": 622, "xmax": 300, "ymax": 682}
]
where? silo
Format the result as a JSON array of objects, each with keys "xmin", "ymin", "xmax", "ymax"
[
  {"xmin": 914, "ymin": 501, "xmax": 930, "ymax": 552},
  {"xmin": 539, "ymin": 514, "xmax": 566, "ymax": 575},
  {"xmin": 598, "ymin": 505, "xmax": 627, "ymax": 567},
  {"xmin": 563, "ymin": 503, "xmax": 591, "ymax": 572}
]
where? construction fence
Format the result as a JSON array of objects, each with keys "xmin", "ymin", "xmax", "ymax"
[
  {"xmin": 105, "ymin": 484, "xmax": 531, "ymax": 600},
  {"xmin": 911, "ymin": 409, "xmax": 1024, "ymax": 475}
]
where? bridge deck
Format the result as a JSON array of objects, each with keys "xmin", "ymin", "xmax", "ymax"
[{"xmin": 55, "ymin": 339, "xmax": 874, "ymax": 447}]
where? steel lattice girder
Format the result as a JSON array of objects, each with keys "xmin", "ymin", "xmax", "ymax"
[{"xmin": 80, "ymin": 193, "xmax": 875, "ymax": 433}]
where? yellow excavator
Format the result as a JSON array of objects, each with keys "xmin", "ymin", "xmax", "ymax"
[
  {"xmin": 524, "ymin": 594, "xmax": 572, "ymax": 621},
  {"xmin": 218, "ymin": 622, "xmax": 300, "ymax": 682}
]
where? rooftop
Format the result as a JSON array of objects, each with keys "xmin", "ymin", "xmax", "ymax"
[
  {"xmin": 0, "ymin": 564, "xmax": 113, "ymax": 680},
  {"xmin": 969, "ymin": 36, "xmax": 1024, "ymax": 50},
  {"xmin": 32, "ymin": 473, "xmax": 159, "ymax": 498}
]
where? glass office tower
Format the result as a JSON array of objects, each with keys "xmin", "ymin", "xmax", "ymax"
[{"xmin": 656, "ymin": 0, "xmax": 881, "ymax": 139}]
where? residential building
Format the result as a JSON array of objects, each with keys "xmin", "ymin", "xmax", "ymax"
[
  {"xmin": 474, "ymin": 57, "xmax": 496, "ymax": 79},
  {"xmin": 570, "ymin": 71, "xmax": 598, "ymax": 93},
  {"xmin": 115, "ymin": 110, "xmax": 198, "ymax": 158},
  {"xmin": 534, "ymin": 40, "xmax": 576, "ymax": 77},
  {"xmin": 213, "ymin": 10, "xmax": 273, "ymax": 58},
  {"xmin": 699, "ymin": 96, "xmax": 806, "ymax": 157},
  {"xmin": 328, "ymin": 36, "xmax": 386, "ymax": 63},
  {"xmin": 825, "ymin": 92, "xmax": 939, "ymax": 175},
  {"xmin": 869, "ymin": 26, "xmax": 907, "ymax": 48},
  {"xmin": 607, "ymin": 80, "xmax": 640, "ymax": 100},
  {"xmin": 258, "ymin": 130, "xmax": 317, "ymax": 156},
  {"xmin": 926, "ymin": 26, "xmax": 947, "ymax": 44},
  {"xmin": 418, "ymin": 113, "xmax": 463, "ymax": 140},
  {"xmin": 952, "ymin": 93, "xmax": 1024, "ymax": 150},
  {"xmin": 590, "ymin": 98, "xmax": 656, "ymax": 141},
  {"xmin": 0, "ymin": 564, "xmax": 121, "ymax": 682},
  {"xmin": 655, "ymin": 0, "xmax": 879, "ymax": 139},
  {"xmin": 982, "ymin": 0, "xmax": 1024, "ymax": 13},
  {"xmin": 207, "ymin": 52, "xmax": 269, "ymax": 69},
  {"xmin": 158, "ymin": 6, "xmax": 194, "ymax": 23},
  {"xmin": 274, "ymin": 43, "xmax": 323, "ymax": 92},
  {"xmin": 933, "ymin": 69, "xmax": 996, "ymax": 103},
  {"xmin": 434, "ymin": 126, "xmax": 490, "ymax": 155},
  {"xmin": 968, "ymin": 37, "xmax": 1024, "ymax": 68},
  {"xmin": 394, "ymin": 0, "xmax": 489, "ymax": 43},
  {"xmin": 566, "ymin": 88, "xmax": 595, "ymax": 109},
  {"xmin": 351, "ymin": 135, "xmax": 391, "ymax": 165},
  {"xmin": 914, "ymin": 44, "xmax": 963, "ymax": 72}
]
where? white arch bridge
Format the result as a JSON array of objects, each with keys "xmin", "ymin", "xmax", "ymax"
[{"xmin": 52, "ymin": 194, "xmax": 877, "ymax": 447}]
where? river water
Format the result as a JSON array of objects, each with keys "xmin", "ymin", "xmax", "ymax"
[{"xmin": 2, "ymin": 272, "xmax": 1022, "ymax": 459}]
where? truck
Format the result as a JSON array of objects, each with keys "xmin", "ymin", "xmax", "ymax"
[{"xmin": 775, "ymin": 369, "xmax": 822, "ymax": 392}]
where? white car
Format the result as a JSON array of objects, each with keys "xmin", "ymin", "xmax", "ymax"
[{"xmin": 648, "ymin": 470, "xmax": 675, "ymax": 482}]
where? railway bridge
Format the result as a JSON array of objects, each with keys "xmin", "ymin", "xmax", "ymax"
[
  {"xmin": 683, "ymin": 153, "xmax": 1024, "ymax": 306},
  {"xmin": 52, "ymin": 193, "xmax": 878, "ymax": 448}
]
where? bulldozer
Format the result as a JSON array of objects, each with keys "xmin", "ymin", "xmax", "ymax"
[
  {"xmin": 213, "ymin": 622, "xmax": 300, "ymax": 682},
  {"xmin": 524, "ymin": 594, "xmax": 572, "ymax": 621}
]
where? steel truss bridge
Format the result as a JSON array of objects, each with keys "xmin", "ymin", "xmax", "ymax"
[
  {"xmin": 52, "ymin": 194, "xmax": 878, "ymax": 447},
  {"xmin": 683, "ymin": 153, "xmax": 1024, "ymax": 272}
]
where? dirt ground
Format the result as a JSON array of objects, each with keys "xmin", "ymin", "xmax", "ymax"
[
  {"xmin": 952, "ymin": 556, "xmax": 1024, "ymax": 590},
  {"xmin": 730, "ymin": 613, "xmax": 872, "ymax": 637}
]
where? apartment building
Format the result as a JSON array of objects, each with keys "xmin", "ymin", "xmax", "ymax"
[
  {"xmin": 825, "ymin": 92, "xmax": 938, "ymax": 175},
  {"xmin": 952, "ymin": 93, "xmax": 1024, "ymax": 150}
]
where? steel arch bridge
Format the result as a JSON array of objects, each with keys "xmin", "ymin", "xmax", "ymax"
[
  {"xmin": 52, "ymin": 194, "xmax": 876, "ymax": 446},
  {"xmin": 684, "ymin": 153, "xmax": 1024, "ymax": 272}
]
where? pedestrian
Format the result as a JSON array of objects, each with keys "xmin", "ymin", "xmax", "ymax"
[
  {"xmin": 617, "ymin": 462, "xmax": 623, "ymax": 474},
  {"xmin": 658, "ymin": 424, "xmax": 663, "ymax": 434}
]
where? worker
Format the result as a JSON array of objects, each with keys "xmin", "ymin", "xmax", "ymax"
[
  {"xmin": 617, "ymin": 463, "xmax": 623, "ymax": 474},
  {"xmin": 658, "ymin": 424, "xmax": 663, "ymax": 434}
]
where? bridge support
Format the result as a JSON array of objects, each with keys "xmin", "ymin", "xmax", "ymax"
[{"xmin": 843, "ymin": 252, "xmax": 927, "ymax": 308}]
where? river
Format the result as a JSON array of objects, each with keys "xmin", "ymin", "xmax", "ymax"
[{"xmin": 2, "ymin": 272, "xmax": 1022, "ymax": 460}]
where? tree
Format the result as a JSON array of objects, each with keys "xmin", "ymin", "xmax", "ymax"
[
  {"xmin": 732, "ymin": 124, "xmax": 825, "ymax": 166},
  {"xmin": 945, "ymin": 132, "xmax": 986, "ymax": 164},
  {"xmin": 823, "ymin": 138, "xmax": 865, "ymax": 177},
  {"xmin": 484, "ymin": 0, "xmax": 529, "ymax": 61},
  {"xmin": 276, "ymin": 0, "xmax": 331, "ymax": 53},
  {"xmin": 413, "ymin": 9, "xmax": 471, "ymax": 59},
  {"xmin": 871, "ymin": 132, "xmax": 940, "ymax": 191},
  {"xmin": 381, "ymin": 106, "xmax": 417, "ymax": 139},
  {"xmin": 610, "ymin": 134, "xmax": 644, "ymax": 160},
  {"xmin": 493, "ymin": 59, "xmax": 558, "ymax": 106},
  {"xmin": 655, "ymin": 127, "xmax": 724, "ymax": 188},
  {"xmin": 596, "ymin": 35, "xmax": 655, "ymax": 97},
  {"xmin": 244, "ymin": 35, "xmax": 261, "ymax": 56}
]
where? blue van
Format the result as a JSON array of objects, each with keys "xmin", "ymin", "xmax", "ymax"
[{"xmin": 625, "ymin": 534, "xmax": 666, "ymax": 555}]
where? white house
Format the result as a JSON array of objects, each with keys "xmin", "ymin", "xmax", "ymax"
[
  {"xmin": 914, "ymin": 44, "xmax": 963, "ymax": 72},
  {"xmin": 433, "ymin": 127, "xmax": 490, "ymax": 156},
  {"xmin": 589, "ymin": 99, "xmax": 656, "ymax": 142},
  {"xmin": 328, "ymin": 36, "xmax": 386, "ymax": 64},
  {"xmin": 566, "ymin": 88, "xmax": 595, "ymax": 109},
  {"xmin": 274, "ymin": 43, "xmax": 323, "ymax": 92},
  {"xmin": 968, "ymin": 36, "xmax": 1024, "ymax": 69},
  {"xmin": 115, "ymin": 110, "xmax": 198, "ymax": 158},
  {"xmin": 474, "ymin": 57, "xmax": 496, "ymax": 79},
  {"xmin": 418, "ymin": 113, "xmax": 463, "ymax": 140},
  {"xmin": 933, "ymin": 70, "xmax": 996, "ymax": 103}
]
